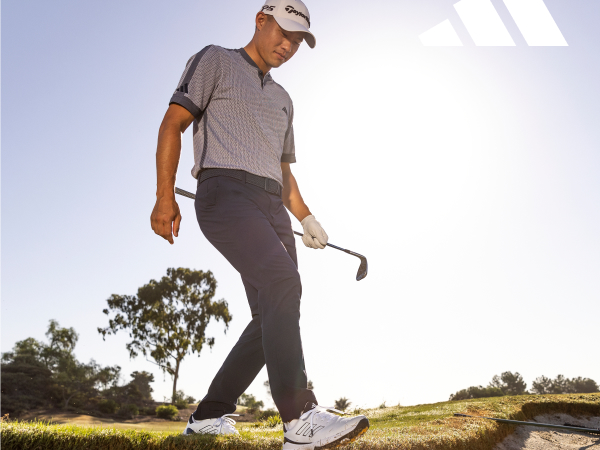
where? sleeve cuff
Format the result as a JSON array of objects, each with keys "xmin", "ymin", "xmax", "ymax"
[
  {"xmin": 281, "ymin": 153, "xmax": 296, "ymax": 163},
  {"xmin": 169, "ymin": 92, "xmax": 202, "ymax": 119}
]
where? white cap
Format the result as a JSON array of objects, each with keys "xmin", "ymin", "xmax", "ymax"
[{"xmin": 260, "ymin": 0, "xmax": 316, "ymax": 49}]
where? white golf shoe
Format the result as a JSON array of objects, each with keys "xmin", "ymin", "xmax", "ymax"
[
  {"xmin": 183, "ymin": 413, "xmax": 240, "ymax": 435},
  {"xmin": 282, "ymin": 404, "xmax": 369, "ymax": 450}
]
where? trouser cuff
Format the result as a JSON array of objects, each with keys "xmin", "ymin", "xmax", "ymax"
[
  {"xmin": 193, "ymin": 401, "xmax": 236, "ymax": 420},
  {"xmin": 279, "ymin": 390, "xmax": 318, "ymax": 423}
]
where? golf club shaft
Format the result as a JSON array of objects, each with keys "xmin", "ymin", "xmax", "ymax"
[
  {"xmin": 292, "ymin": 231, "xmax": 355, "ymax": 254},
  {"xmin": 175, "ymin": 187, "xmax": 359, "ymax": 256},
  {"xmin": 454, "ymin": 413, "xmax": 600, "ymax": 435},
  {"xmin": 175, "ymin": 187, "xmax": 195, "ymax": 200}
]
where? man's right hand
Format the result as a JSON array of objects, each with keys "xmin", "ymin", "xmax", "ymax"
[
  {"xmin": 151, "ymin": 104, "xmax": 194, "ymax": 245},
  {"xmin": 150, "ymin": 194, "xmax": 182, "ymax": 245}
]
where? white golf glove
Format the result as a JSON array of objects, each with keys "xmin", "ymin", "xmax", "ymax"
[{"xmin": 300, "ymin": 215, "xmax": 328, "ymax": 249}]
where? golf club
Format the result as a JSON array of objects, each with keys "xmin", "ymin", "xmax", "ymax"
[
  {"xmin": 454, "ymin": 413, "xmax": 600, "ymax": 435},
  {"xmin": 292, "ymin": 231, "xmax": 367, "ymax": 281},
  {"xmin": 175, "ymin": 187, "xmax": 368, "ymax": 281}
]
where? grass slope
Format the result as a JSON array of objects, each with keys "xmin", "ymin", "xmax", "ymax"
[{"xmin": 2, "ymin": 393, "xmax": 599, "ymax": 450}]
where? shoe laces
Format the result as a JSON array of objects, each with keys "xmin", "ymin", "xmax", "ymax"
[
  {"xmin": 299, "ymin": 405, "xmax": 345, "ymax": 438},
  {"xmin": 212, "ymin": 414, "xmax": 239, "ymax": 434}
]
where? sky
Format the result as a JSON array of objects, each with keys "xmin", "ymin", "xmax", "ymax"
[{"xmin": 2, "ymin": 0, "xmax": 599, "ymax": 411}]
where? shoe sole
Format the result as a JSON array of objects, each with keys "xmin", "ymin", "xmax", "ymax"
[
  {"xmin": 183, "ymin": 427, "xmax": 239, "ymax": 436},
  {"xmin": 316, "ymin": 418, "xmax": 370, "ymax": 450}
]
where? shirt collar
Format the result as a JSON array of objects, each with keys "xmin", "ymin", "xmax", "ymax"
[
  {"xmin": 238, "ymin": 48, "xmax": 258, "ymax": 68},
  {"xmin": 237, "ymin": 48, "xmax": 272, "ymax": 78}
]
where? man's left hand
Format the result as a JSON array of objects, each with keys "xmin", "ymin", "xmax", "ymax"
[{"xmin": 300, "ymin": 215, "xmax": 328, "ymax": 249}]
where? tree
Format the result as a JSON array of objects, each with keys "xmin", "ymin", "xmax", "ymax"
[
  {"xmin": 128, "ymin": 371, "xmax": 155, "ymax": 401},
  {"xmin": 40, "ymin": 320, "xmax": 78, "ymax": 371},
  {"xmin": 569, "ymin": 376, "xmax": 599, "ymax": 393},
  {"xmin": 488, "ymin": 371, "xmax": 527, "ymax": 396},
  {"xmin": 531, "ymin": 375, "xmax": 599, "ymax": 394},
  {"xmin": 451, "ymin": 372, "xmax": 599, "ymax": 402},
  {"xmin": 548, "ymin": 374, "xmax": 569, "ymax": 394},
  {"xmin": 97, "ymin": 365, "xmax": 121, "ymax": 392},
  {"xmin": 334, "ymin": 397, "xmax": 351, "ymax": 412},
  {"xmin": 102, "ymin": 370, "xmax": 156, "ymax": 407},
  {"xmin": 172, "ymin": 390, "xmax": 196, "ymax": 409},
  {"xmin": 1, "ymin": 321, "xmax": 120, "ymax": 412},
  {"xmin": 2, "ymin": 321, "xmax": 153, "ymax": 415},
  {"xmin": 98, "ymin": 268, "xmax": 232, "ymax": 403},
  {"xmin": 54, "ymin": 356, "xmax": 102, "ymax": 408},
  {"xmin": 1, "ymin": 340, "xmax": 54, "ymax": 415},
  {"xmin": 34, "ymin": 320, "xmax": 105, "ymax": 408},
  {"xmin": 449, "ymin": 386, "xmax": 504, "ymax": 401},
  {"xmin": 531, "ymin": 375, "xmax": 552, "ymax": 395},
  {"xmin": 238, "ymin": 393, "xmax": 264, "ymax": 412},
  {"xmin": 4, "ymin": 337, "xmax": 44, "ymax": 361}
]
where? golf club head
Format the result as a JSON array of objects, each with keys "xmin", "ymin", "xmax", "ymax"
[
  {"xmin": 282, "ymin": 230, "xmax": 369, "ymax": 281},
  {"xmin": 356, "ymin": 256, "xmax": 368, "ymax": 281}
]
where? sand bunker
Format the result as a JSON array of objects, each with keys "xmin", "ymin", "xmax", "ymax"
[{"xmin": 494, "ymin": 413, "xmax": 600, "ymax": 450}]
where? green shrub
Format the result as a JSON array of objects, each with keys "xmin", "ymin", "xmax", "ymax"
[
  {"xmin": 172, "ymin": 390, "xmax": 195, "ymax": 410},
  {"xmin": 97, "ymin": 399, "xmax": 118, "ymax": 414},
  {"xmin": 264, "ymin": 414, "xmax": 282, "ymax": 427},
  {"xmin": 118, "ymin": 404, "xmax": 139, "ymax": 419},
  {"xmin": 156, "ymin": 404, "xmax": 179, "ymax": 420},
  {"xmin": 249, "ymin": 410, "xmax": 282, "ymax": 429},
  {"xmin": 0, "ymin": 358, "xmax": 54, "ymax": 415},
  {"xmin": 238, "ymin": 393, "xmax": 264, "ymax": 413},
  {"xmin": 256, "ymin": 408, "xmax": 279, "ymax": 422},
  {"xmin": 449, "ymin": 386, "xmax": 505, "ymax": 401},
  {"xmin": 174, "ymin": 399, "xmax": 189, "ymax": 410},
  {"xmin": 139, "ymin": 406, "xmax": 156, "ymax": 416},
  {"xmin": 334, "ymin": 397, "xmax": 351, "ymax": 412}
]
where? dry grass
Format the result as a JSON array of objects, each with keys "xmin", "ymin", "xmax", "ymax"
[{"xmin": 2, "ymin": 393, "xmax": 598, "ymax": 450}]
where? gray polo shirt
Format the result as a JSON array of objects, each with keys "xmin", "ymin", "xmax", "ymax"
[{"xmin": 170, "ymin": 45, "xmax": 296, "ymax": 186}]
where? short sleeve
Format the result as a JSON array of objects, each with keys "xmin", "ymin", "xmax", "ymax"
[
  {"xmin": 281, "ymin": 101, "xmax": 296, "ymax": 163},
  {"xmin": 169, "ymin": 45, "xmax": 222, "ymax": 119}
]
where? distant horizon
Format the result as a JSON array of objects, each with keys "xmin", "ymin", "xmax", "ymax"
[{"xmin": 6, "ymin": 319, "xmax": 596, "ymax": 408}]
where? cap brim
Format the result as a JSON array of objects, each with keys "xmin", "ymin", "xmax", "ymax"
[{"xmin": 273, "ymin": 16, "xmax": 316, "ymax": 48}]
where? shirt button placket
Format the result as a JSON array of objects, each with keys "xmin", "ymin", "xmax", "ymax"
[
  {"xmin": 258, "ymin": 70, "xmax": 264, "ymax": 117},
  {"xmin": 258, "ymin": 70, "xmax": 265, "ymax": 89}
]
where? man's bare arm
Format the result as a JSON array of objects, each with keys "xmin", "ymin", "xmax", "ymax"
[
  {"xmin": 281, "ymin": 162, "xmax": 329, "ymax": 249},
  {"xmin": 281, "ymin": 162, "xmax": 311, "ymax": 222},
  {"xmin": 150, "ymin": 104, "xmax": 195, "ymax": 244}
]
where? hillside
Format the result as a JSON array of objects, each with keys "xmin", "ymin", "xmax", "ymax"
[{"xmin": 2, "ymin": 393, "xmax": 599, "ymax": 450}]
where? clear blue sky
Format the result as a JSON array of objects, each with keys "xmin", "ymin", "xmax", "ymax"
[{"xmin": 2, "ymin": 0, "xmax": 599, "ymax": 409}]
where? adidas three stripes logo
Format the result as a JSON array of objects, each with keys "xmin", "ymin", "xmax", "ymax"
[{"xmin": 420, "ymin": 0, "xmax": 568, "ymax": 46}]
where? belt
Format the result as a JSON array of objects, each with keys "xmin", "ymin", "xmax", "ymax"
[{"xmin": 198, "ymin": 168, "xmax": 282, "ymax": 196}]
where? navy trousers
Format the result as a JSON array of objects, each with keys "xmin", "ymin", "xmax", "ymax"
[{"xmin": 192, "ymin": 175, "xmax": 317, "ymax": 423}]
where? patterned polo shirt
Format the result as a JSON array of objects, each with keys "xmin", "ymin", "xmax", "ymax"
[{"xmin": 170, "ymin": 45, "xmax": 296, "ymax": 186}]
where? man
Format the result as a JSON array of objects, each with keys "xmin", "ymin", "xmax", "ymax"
[{"xmin": 150, "ymin": 0, "xmax": 369, "ymax": 448}]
